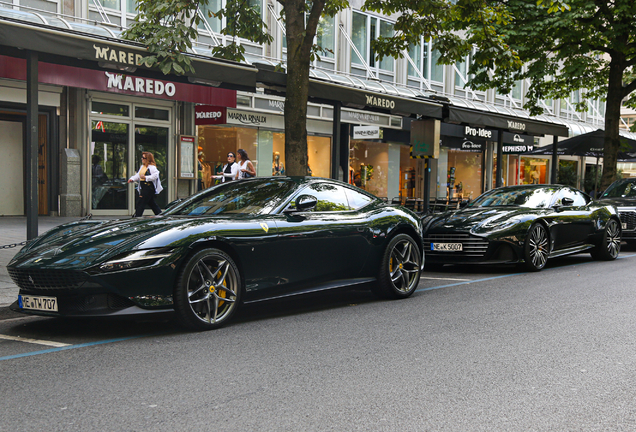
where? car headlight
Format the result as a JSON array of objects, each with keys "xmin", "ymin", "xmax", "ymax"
[{"xmin": 99, "ymin": 248, "xmax": 174, "ymax": 272}]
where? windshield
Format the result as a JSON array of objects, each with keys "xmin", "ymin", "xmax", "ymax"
[
  {"xmin": 602, "ymin": 179, "xmax": 636, "ymax": 198},
  {"xmin": 163, "ymin": 179, "xmax": 297, "ymax": 216},
  {"xmin": 469, "ymin": 187, "xmax": 557, "ymax": 209}
]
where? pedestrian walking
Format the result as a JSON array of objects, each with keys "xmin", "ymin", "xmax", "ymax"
[
  {"xmin": 212, "ymin": 152, "xmax": 239, "ymax": 182},
  {"xmin": 128, "ymin": 151, "xmax": 163, "ymax": 217},
  {"xmin": 237, "ymin": 148, "xmax": 256, "ymax": 179}
]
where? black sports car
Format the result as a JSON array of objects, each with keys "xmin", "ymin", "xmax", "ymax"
[
  {"xmin": 8, "ymin": 177, "xmax": 424, "ymax": 330},
  {"xmin": 598, "ymin": 178, "xmax": 636, "ymax": 244},
  {"xmin": 422, "ymin": 185, "xmax": 621, "ymax": 271}
]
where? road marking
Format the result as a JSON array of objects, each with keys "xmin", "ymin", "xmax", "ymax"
[
  {"xmin": 417, "ymin": 253, "xmax": 636, "ymax": 293},
  {"xmin": 0, "ymin": 334, "xmax": 70, "ymax": 347},
  {"xmin": 0, "ymin": 335, "xmax": 151, "ymax": 361},
  {"xmin": 420, "ymin": 276, "xmax": 471, "ymax": 281}
]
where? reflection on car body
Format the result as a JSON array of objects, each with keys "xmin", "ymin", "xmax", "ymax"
[
  {"xmin": 8, "ymin": 177, "xmax": 424, "ymax": 330},
  {"xmin": 422, "ymin": 184, "xmax": 621, "ymax": 271}
]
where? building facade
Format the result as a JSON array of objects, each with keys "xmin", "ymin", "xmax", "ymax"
[{"xmin": 1, "ymin": 0, "xmax": 632, "ymax": 217}]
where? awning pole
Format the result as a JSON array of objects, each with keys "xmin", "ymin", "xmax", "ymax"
[
  {"xmin": 551, "ymin": 135, "xmax": 558, "ymax": 184},
  {"xmin": 26, "ymin": 50, "xmax": 39, "ymax": 239}
]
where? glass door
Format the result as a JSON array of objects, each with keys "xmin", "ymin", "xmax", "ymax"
[
  {"xmin": 91, "ymin": 121, "xmax": 129, "ymax": 212},
  {"xmin": 133, "ymin": 124, "xmax": 169, "ymax": 209}
]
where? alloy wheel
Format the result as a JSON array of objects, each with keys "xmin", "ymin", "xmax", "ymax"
[
  {"xmin": 388, "ymin": 238, "xmax": 422, "ymax": 293},
  {"xmin": 186, "ymin": 254, "xmax": 239, "ymax": 325},
  {"xmin": 605, "ymin": 219, "xmax": 621, "ymax": 259},
  {"xmin": 527, "ymin": 224, "xmax": 549, "ymax": 270}
]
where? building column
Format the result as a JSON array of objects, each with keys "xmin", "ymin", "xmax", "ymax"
[{"xmin": 26, "ymin": 51, "xmax": 38, "ymax": 239}]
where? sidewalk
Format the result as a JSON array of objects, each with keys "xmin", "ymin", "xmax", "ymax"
[{"xmin": 0, "ymin": 216, "xmax": 118, "ymax": 306}]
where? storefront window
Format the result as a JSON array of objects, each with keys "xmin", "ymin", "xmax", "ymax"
[
  {"xmin": 91, "ymin": 121, "xmax": 128, "ymax": 210},
  {"xmin": 197, "ymin": 125, "xmax": 329, "ymax": 186},
  {"xmin": 91, "ymin": 102, "xmax": 129, "ymax": 117},
  {"xmin": 520, "ymin": 157, "xmax": 549, "ymax": 185},
  {"xmin": 438, "ymin": 147, "xmax": 483, "ymax": 200},
  {"xmin": 135, "ymin": 125, "xmax": 169, "ymax": 208}
]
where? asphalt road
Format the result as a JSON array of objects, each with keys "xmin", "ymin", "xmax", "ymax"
[{"xmin": 1, "ymin": 247, "xmax": 636, "ymax": 431}]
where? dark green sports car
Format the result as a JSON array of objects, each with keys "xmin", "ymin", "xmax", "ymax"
[
  {"xmin": 422, "ymin": 184, "xmax": 621, "ymax": 271},
  {"xmin": 8, "ymin": 177, "xmax": 424, "ymax": 330}
]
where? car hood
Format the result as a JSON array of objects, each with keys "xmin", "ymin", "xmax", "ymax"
[
  {"xmin": 597, "ymin": 197, "xmax": 636, "ymax": 208},
  {"xmin": 9, "ymin": 216, "xmax": 239, "ymax": 270},
  {"xmin": 425, "ymin": 207, "xmax": 540, "ymax": 233}
]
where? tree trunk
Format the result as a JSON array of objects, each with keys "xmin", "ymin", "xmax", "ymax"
[
  {"xmin": 601, "ymin": 60, "xmax": 625, "ymax": 192},
  {"xmin": 283, "ymin": 0, "xmax": 312, "ymax": 176}
]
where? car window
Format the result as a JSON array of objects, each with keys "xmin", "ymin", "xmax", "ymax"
[
  {"xmin": 344, "ymin": 187, "xmax": 375, "ymax": 210},
  {"xmin": 602, "ymin": 179, "xmax": 636, "ymax": 198},
  {"xmin": 470, "ymin": 188, "xmax": 555, "ymax": 208},
  {"xmin": 552, "ymin": 189, "xmax": 588, "ymax": 207},
  {"xmin": 290, "ymin": 183, "xmax": 351, "ymax": 212}
]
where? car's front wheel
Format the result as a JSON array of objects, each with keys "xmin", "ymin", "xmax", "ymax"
[
  {"xmin": 174, "ymin": 249, "xmax": 241, "ymax": 331},
  {"xmin": 524, "ymin": 223, "xmax": 549, "ymax": 271},
  {"xmin": 373, "ymin": 234, "xmax": 422, "ymax": 299},
  {"xmin": 590, "ymin": 218, "xmax": 621, "ymax": 261}
]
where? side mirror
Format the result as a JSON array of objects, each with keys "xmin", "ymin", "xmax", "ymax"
[
  {"xmin": 284, "ymin": 195, "xmax": 318, "ymax": 214},
  {"xmin": 561, "ymin": 197, "xmax": 574, "ymax": 206}
]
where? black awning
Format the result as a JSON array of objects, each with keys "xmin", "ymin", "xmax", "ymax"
[
  {"xmin": 257, "ymin": 67, "xmax": 443, "ymax": 119},
  {"xmin": 0, "ymin": 17, "xmax": 257, "ymax": 92},
  {"xmin": 448, "ymin": 106, "xmax": 568, "ymax": 137}
]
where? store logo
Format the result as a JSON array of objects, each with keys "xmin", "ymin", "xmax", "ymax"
[
  {"xmin": 461, "ymin": 140, "xmax": 482, "ymax": 150},
  {"xmin": 227, "ymin": 111, "xmax": 267, "ymax": 125},
  {"xmin": 365, "ymin": 95, "xmax": 396, "ymax": 109},
  {"xmin": 513, "ymin": 134, "xmax": 524, "ymax": 143},
  {"xmin": 105, "ymin": 72, "xmax": 176, "ymax": 96},
  {"xmin": 94, "ymin": 44, "xmax": 144, "ymax": 66},
  {"xmin": 503, "ymin": 145, "xmax": 533, "ymax": 153},
  {"xmin": 196, "ymin": 111, "xmax": 223, "ymax": 119},
  {"xmin": 268, "ymin": 100, "xmax": 285, "ymax": 111},
  {"xmin": 465, "ymin": 126, "xmax": 492, "ymax": 139},
  {"xmin": 507, "ymin": 120, "xmax": 526, "ymax": 131}
]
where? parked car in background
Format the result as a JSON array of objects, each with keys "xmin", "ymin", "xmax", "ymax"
[
  {"xmin": 422, "ymin": 185, "xmax": 621, "ymax": 271},
  {"xmin": 8, "ymin": 177, "xmax": 424, "ymax": 330},
  {"xmin": 598, "ymin": 178, "xmax": 636, "ymax": 245}
]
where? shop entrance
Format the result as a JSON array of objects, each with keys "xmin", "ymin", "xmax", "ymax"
[
  {"xmin": 90, "ymin": 100, "xmax": 172, "ymax": 216},
  {"xmin": 0, "ymin": 114, "xmax": 49, "ymax": 216}
]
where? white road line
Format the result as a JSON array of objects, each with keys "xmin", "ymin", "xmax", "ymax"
[
  {"xmin": 0, "ymin": 334, "xmax": 71, "ymax": 347},
  {"xmin": 420, "ymin": 276, "xmax": 472, "ymax": 281}
]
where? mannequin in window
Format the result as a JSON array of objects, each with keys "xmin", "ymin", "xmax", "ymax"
[{"xmin": 273, "ymin": 151, "xmax": 285, "ymax": 176}]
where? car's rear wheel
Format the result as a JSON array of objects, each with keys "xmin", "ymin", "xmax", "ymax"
[
  {"xmin": 373, "ymin": 234, "xmax": 422, "ymax": 299},
  {"xmin": 590, "ymin": 218, "xmax": 621, "ymax": 261},
  {"xmin": 524, "ymin": 223, "xmax": 549, "ymax": 271},
  {"xmin": 174, "ymin": 249, "xmax": 241, "ymax": 330}
]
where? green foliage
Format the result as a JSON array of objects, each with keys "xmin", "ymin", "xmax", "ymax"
[{"xmin": 557, "ymin": 160, "xmax": 578, "ymax": 188}]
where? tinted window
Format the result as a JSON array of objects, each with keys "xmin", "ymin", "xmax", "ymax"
[
  {"xmin": 602, "ymin": 179, "xmax": 636, "ymax": 198},
  {"xmin": 164, "ymin": 179, "xmax": 296, "ymax": 216},
  {"xmin": 293, "ymin": 183, "xmax": 351, "ymax": 212},
  {"xmin": 470, "ymin": 187, "xmax": 556, "ymax": 208},
  {"xmin": 344, "ymin": 187, "xmax": 375, "ymax": 210}
]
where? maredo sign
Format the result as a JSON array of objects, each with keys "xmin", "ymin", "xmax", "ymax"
[{"xmin": 195, "ymin": 106, "xmax": 227, "ymax": 125}]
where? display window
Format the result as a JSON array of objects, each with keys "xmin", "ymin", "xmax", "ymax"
[
  {"xmin": 196, "ymin": 125, "xmax": 331, "ymax": 187},
  {"xmin": 348, "ymin": 140, "xmax": 418, "ymax": 200},
  {"xmin": 520, "ymin": 157, "xmax": 550, "ymax": 185},
  {"xmin": 437, "ymin": 147, "xmax": 483, "ymax": 200}
]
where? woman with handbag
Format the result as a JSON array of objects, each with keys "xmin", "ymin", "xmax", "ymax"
[
  {"xmin": 212, "ymin": 152, "xmax": 240, "ymax": 183},
  {"xmin": 237, "ymin": 148, "xmax": 256, "ymax": 179},
  {"xmin": 128, "ymin": 151, "xmax": 163, "ymax": 217}
]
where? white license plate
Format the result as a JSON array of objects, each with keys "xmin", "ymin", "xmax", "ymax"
[
  {"xmin": 432, "ymin": 243, "xmax": 463, "ymax": 252},
  {"xmin": 622, "ymin": 223, "xmax": 627, "ymax": 230},
  {"xmin": 18, "ymin": 295, "xmax": 58, "ymax": 312}
]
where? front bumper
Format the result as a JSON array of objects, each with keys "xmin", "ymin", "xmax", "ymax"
[{"xmin": 423, "ymin": 232, "xmax": 523, "ymax": 265}]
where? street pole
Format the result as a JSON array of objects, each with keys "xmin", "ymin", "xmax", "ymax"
[{"xmin": 26, "ymin": 50, "xmax": 39, "ymax": 240}]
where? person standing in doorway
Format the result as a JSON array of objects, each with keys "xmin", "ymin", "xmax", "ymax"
[
  {"xmin": 128, "ymin": 151, "xmax": 163, "ymax": 217},
  {"xmin": 237, "ymin": 148, "xmax": 256, "ymax": 179}
]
